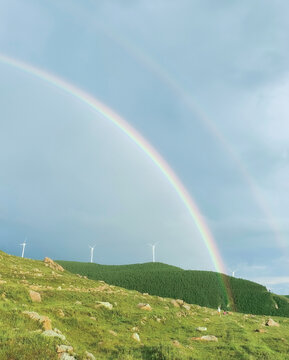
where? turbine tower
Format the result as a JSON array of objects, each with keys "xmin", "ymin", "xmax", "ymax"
[
  {"xmin": 20, "ymin": 239, "xmax": 27, "ymax": 258},
  {"xmin": 232, "ymin": 271, "xmax": 235, "ymax": 277},
  {"xmin": 89, "ymin": 245, "xmax": 96, "ymax": 263},
  {"xmin": 148, "ymin": 243, "xmax": 158, "ymax": 263}
]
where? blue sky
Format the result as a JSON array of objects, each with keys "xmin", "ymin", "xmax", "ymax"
[{"xmin": 0, "ymin": 0, "xmax": 289, "ymax": 293}]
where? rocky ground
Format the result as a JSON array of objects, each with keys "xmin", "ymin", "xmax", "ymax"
[{"xmin": 1, "ymin": 250, "xmax": 289, "ymax": 359}]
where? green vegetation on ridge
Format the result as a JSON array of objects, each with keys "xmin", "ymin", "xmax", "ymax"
[{"xmin": 57, "ymin": 261, "xmax": 289, "ymax": 317}]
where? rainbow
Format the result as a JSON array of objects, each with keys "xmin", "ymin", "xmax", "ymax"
[
  {"xmin": 0, "ymin": 53, "xmax": 227, "ymax": 275},
  {"xmin": 104, "ymin": 28, "xmax": 284, "ymax": 250}
]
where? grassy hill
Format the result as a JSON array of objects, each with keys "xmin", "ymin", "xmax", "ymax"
[
  {"xmin": 56, "ymin": 261, "xmax": 289, "ymax": 317},
  {"xmin": 2, "ymin": 251, "xmax": 289, "ymax": 359}
]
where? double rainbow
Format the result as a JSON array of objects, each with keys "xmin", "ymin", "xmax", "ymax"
[{"xmin": 0, "ymin": 53, "xmax": 226, "ymax": 275}]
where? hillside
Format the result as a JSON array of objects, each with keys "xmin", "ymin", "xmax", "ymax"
[
  {"xmin": 57, "ymin": 261, "xmax": 289, "ymax": 317},
  {"xmin": 1, "ymin": 251, "xmax": 289, "ymax": 359}
]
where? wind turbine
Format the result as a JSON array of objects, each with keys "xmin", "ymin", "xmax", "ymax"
[
  {"xmin": 148, "ymin": 243, "xmax": 158, "ymax": 263},
  {"xmin": 232, "ymin": 270, "xmax": 235, "ymax": 277},
  {"xmin": 20, "ymin": 238, "xmax": 27, "ymax": 258},
  {"xmin": 89, "ymin": 245, "xmax": 96, "ymax": 263}
]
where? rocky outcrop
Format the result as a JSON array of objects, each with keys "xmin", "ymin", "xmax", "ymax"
[{"xmin": 44, "ymin": 257, "xmax": 64, "ymax": 272}]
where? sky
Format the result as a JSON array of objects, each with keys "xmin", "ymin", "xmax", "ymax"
[{"xmin": 0, "ymin": 0, "xmax": 289, "ymax": 293}]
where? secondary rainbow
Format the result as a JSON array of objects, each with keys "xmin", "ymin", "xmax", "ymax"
[{"xmin": 0, "ymin": 53, "xmax": 226, "ymax": 274}]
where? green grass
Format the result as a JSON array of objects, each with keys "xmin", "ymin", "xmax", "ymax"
[
  {"xmin": 1, "ymin": 251, "xmax": 289, "ymax": 359},
  {"xmin": 56, "ymin": 261, "xmax": 289, "ymax": 317}
]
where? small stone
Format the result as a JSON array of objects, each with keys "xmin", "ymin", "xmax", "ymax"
[
  {"xmin": 75, "ymin": 301, "xmax": 82, "ymax": 305},
  {"xmin": 171, "ymin": 299, "xmax": 180, "ymax": 308},
  {"xmin": 95, "ymin": 301, "xmax": 113, "ymax": 310},
  {"xmin": 57, "ymin": 309, "xmax": 65, "ymax": 317},
  {"xmin": 182, "ymin": 304, "xmax": 191, "ymax": 311},
  {"xmin": 266, "ymin": 318, "xmax": 279, "ymax": 327},
  {"xmin": 255, "ymin": 329, "xmax": 266, "ymax": 333},
  {"xmin": 201, "ymin": 335, "xmax": 218, "ymax": 342},
  {"xmin": 42, "ymin": 317, "xmax": 52, "ymax": 331},
  {"xmin": 29, "ymin": 290, "xmax": 41, "ymax": 303},
  {"xmin": 59, "ymin": 354, "xmax": 76, "ymax": 360},
  {"xmin": 176, "ymin": 299, "xmax": 184, "ymax": 305},
  {"xmin": 132, "ymin": 332, "xmax": 140, "ymax": 342},
  {"xmin": 108, "ymin": 330, "xmax": 118, "ymax": 336},
  {"xmin": 137, "ymin": 303, "xmax": 152, "ymax": 311},
  {"xmin": 84, "ymin": 351, "xmax": 96, "ymax": 360},
  {"xmin": 191, "ymin": 335, "xmax": 218, "ymax": 342},
  {"xmin": 57, "ymin": 345, "xmax": 74, "ymax": 353},
  {"xmin": 23, "ymin": 311, "xmax": 42, "ymax": 321},
  {"xmin": 196, "ymin": 327, "xmax": 207, "ymax": 332},
  {"xmin": 41, "ymin": 330, "xmax": 66, "ymax": 341},
  {"xmin": 172, "ymin": 340, "xmax": 181, "ymax": 347}
]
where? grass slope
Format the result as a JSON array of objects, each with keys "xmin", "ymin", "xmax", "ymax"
[
  {"xmin": 57, "ymin": 261, "xmax": 289, "ymax": 317},
  {"xmin": 1, "ymin": 251, "xmax": 289, "ymax": 359}
]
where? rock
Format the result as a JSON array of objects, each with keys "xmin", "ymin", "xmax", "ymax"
[
  {"xmin": 109, "ymin": 330, "xmax": 118, "ymax": 336},
  {"xmin": 41, "ymin": 329, "xmax": 66, "ymax": 341},
  {"xmin": 95, "ymin": 301, "xmax": 113, "ymax": 310},
  {"xmin": 132, "ymin": 332, "xmax": 140, "ymax": 342},
  {"xmin": 137, "ymin": 303, "xmax": 152, "ymax": 311},
  {"xmin": 172, "ymin": 340, "xmax": 181, "ymax": 347},
  {"xmin": 75, "ymin": 301, "xmax": 82, "ymax": 305},
  {"xmin": 42, "ymin": 317, "xmax": 52, "ymax": 330},
  {"xmin": 23, "ymin": 311, "xmax": 51, "ymax": 330},
  {"xmin": 200, "ymin": 335, "xmax": 218, "ymax": 342},
  {"xmin": 57, "ymin": 345, "xmax": 74, "ymax": 353},
  {"xmin": 266, "ymin": 318, "xmax": 279, "ymax": 327},
  {"xmin": 29, "ymin": 290, "xmax": 41, "ymax": 303},
  {"xmin": 44, "ymin": 257, "xmax": 64, "ymax": 272},
  {"xmin": 191, "ymin": 335, "xmax": 218, "ymax": 342},
  {"xmin": 171, "ymin": 299, "xmax": 180, "ymax": 308},
  {"xmin": 59, "ymin": 354, "xmax": 76, "ymax": 360},
  {"xmin": 23, "ymin": 311, "xmax": 42, "ymax": 321},
  {"xmin": 182, "ymin": 304, "xmax": 191, "ymax": 311},
  {"xmin": 84, "ymin": 351, "xmax": 96, "ymax": 360},
  {"xmin": 57, "ymin": 309, "xmax": 65, "ymax": 317},
  {"xmin": 176, "ymin": 299, "xmax": 184, "ymax": 305},
  {"xmin": 196, "ymin": 327, "xmax": 207, "ymax": 332},
  {"xmin": 131, "ymin": 327, "xmax": 139, "ymax": 332}
]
